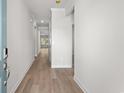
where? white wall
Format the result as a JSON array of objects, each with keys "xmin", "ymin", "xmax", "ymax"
[
  {"xmin": 74, "ymin": 0, "xmax": 124, "ymax": 93},
  {"xmin": 33, "ymin": 22, "xmax": 39, "ymax": 57},
  {"xmin": 7, "ymin": 0, "xmax": 35, "ymax": 93},
  {"xmin": 65, "ymin": 0, "xmax": 75, "ymax": 16},
  {"xmin": 48, "ymin": 21, "xmax": 52, "ymax": 63},
  {"xmin": 35, "ymin": 29, "xmax": 39, "ymax": 57},
  {"xmin": 51, "ymin": 8, "xmax": 73, "ymax": 68},
  {"xmin": 34, "ymin": 24, "xmax": 41, "ymax": 56},
  {"xmin": 37, "ymin": 30, "xmax": 40, "ymax": 54}
]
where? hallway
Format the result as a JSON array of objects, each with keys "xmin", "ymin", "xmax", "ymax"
[
  {"xmin": 0, "ymin": 0, "xmax": 124, "ymax": 93},
  {"xmin": 15, "ymin": 49, "xmax": 83, "ymax": 93}
]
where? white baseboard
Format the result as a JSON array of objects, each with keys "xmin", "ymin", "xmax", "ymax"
[
  {"xmin": 51, "ymin": 65, "xmax": 72, "ymax": 68},
  {"xmin": 9, "ymin": 59, "xmax": 34, "ymax": 93},
  {"xmin": 74, "ymin": 76, "xmax": 88, "ymax": 93}
]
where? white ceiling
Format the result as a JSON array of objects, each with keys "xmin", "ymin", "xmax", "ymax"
[{"xmin": 24, "ymin": 0, "xmax": 74, "ymax": 24}]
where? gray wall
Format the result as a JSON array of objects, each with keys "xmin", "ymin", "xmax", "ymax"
[
  {"xmin": 7, "ymin": 0, "xmax": 35, "ymax": 93},
  {"xmin": 74, "ymin": 0, "xmax": 124, "ymax": 93}
]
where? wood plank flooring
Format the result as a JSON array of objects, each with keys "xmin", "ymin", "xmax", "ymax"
[{"xmin": 15, "ymin": 49, "xmax": 84, "ymax": 93}]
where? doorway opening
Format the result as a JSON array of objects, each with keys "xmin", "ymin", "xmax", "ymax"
[
  {"xmin": 40, "ymin": 35, "xmax": 49, "ymax": 48},
  {"xmin": 37, "ymin": 25, "xmax": 51, "ymax": 67}
]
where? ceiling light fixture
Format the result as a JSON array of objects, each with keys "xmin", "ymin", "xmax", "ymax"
[
  {"xmin": 56, "ymin": 0, "xmax": 61, "ymax": 7},
  {"xmin": 56, "ymin": 0, "xmax": 61, "ymax": 4}
]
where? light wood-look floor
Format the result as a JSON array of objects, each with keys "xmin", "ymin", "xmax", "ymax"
[{"xmin": 15, "ymin": 49, "xmax": 83, "ymax": 93}]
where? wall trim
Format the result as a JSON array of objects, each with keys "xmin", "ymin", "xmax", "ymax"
[
  {"xmin": 52, "ymin": 65, "xmax": 72, "ymax": 68},
  {"xmin": 9, "ymin": 58, "xmax": 34, "ymax": 93},
  {"xmin": 51, "ymin": 8, "xmax": 65, "ymax": 11},
  {"xmin": 74, "ymin": 76, "xmax": 88, "ymax": 93}
]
